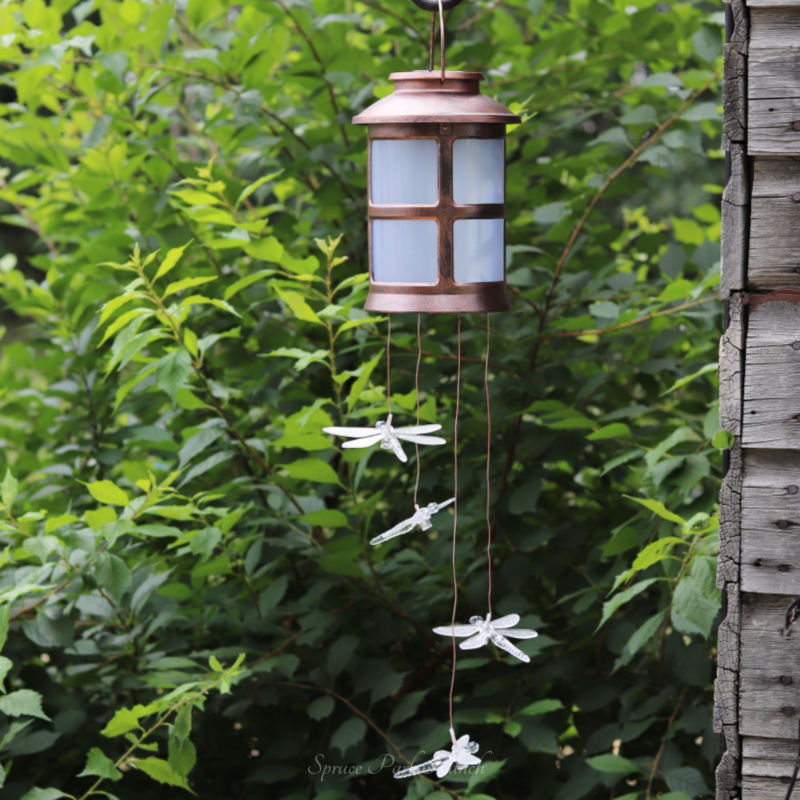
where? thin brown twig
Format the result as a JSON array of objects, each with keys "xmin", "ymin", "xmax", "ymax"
[
  {"xmin": 551, "ymin": 294, "xmax": 719, "ymax": 338},
  {"xmin": 645, "ymin": 687, "xmax": 687, "ymax": 800},
  {"xmin": 274, "ymin": 0, "xmax": 351, "ymax": 148}
]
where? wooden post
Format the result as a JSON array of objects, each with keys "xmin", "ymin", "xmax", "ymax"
[{"xmin": 716, "ymin": 1, "xmax": 800, "ymax": 797}]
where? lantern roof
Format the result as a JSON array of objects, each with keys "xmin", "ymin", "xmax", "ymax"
[{"xmin": 353, "ymin": 70, "xmax": 521, "ymax": 125}]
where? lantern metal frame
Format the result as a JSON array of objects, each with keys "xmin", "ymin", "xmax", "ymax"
[{"xmin": 353, "ymin": 70, "xmax": 520, "ymax": 314}]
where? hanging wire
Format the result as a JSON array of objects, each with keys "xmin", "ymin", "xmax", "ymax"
[
  {"xmin": 438, "ymin": 0, "xmax": 445, "ymax": 81},
  {"xmin": 448, "ymin": 314, "xmax": 462, "ymax": 744},
  {"xmin": 427, "ymin": 0, "xmax": 446, "ymax": 81},
  {"xmin": 484, "ymin": 313, "xmax": 493, "ymax": 617},
  {"xmin": 386, "ymin": 315, "xmax": 392, "ymax": 415},
  {"xmin": 413, "ymin": 314, "xmax": 423, "ymax": 510}
]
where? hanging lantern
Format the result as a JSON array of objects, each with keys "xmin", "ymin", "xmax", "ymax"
[{"xmin": 353, "ymin": 69, "xmax": 520, "ymax": 313}]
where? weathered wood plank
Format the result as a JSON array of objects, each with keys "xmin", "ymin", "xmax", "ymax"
[
  {"xmin": 748, "ymin": 0, "xmax": 800, "ymax": 6},
  {"xmin": 749, "ymin": 157, "xmax": 800, "ymax": 288},
  {"xmin": 743, "ymin": 736, "xmax": 799, "ymax": 777},
  {"xmin": 751, "ymin": 8, "xmax": 800, "ymax": 48},
  {"xmin": 723, "ymin": 0, "xmax": 748, "ymax": 149},
  {"xmin": 740, "ymin": 593, "xmax": 800, "ymax": 738},
  {"xmin": 749, "ymin": 98, "xmax": 800, "ymax": 156},
  {"xmin": 722, "ymin": 148, "xmax": 749, "ymax": 293},
  {"xmin": 741, "ymin": 450, "xmax": 800, "ymax": 593},
  {"xmin": 751, "ymin": 48, "xmax": 800, "ymax": 99},
  {"xmin": 720, "ymin": 296, "xmax": 745, "ymax": 432},
  {"xmin": 742, "ymin": 302, "xmax": 800, "ymax": 451},
  {"xmin": 743, "ymin": 776, "xmax": 794, "ymax": 800}
]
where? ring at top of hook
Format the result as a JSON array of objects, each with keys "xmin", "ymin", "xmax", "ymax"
[{"xmin": 410, "ymin": 0, "xmax": 464, "ymax": 11}]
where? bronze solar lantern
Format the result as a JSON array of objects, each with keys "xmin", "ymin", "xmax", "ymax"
[{"xmin": 353, "ymin": 18, "xmax": 520, "ymax": 313}]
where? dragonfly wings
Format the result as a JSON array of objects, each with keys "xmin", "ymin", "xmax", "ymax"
[
  {"xmin": 341, "ymin": 434, "xmax": 383, "ymax": 449},
  {"xmin": 491, "ymin": 613, "xmax": 520, "ymax": 628},
  {"xmin": 500, "ymin": 627, "xmax": 538, "ymax": 640},
  {"xmin": 322, "ymin": 426, "xmax": 379, "ymax": 438},
  {"xmin": 459, "ymin": 630, "xmax": 490, "ymax": 650},
  {"xmin": 432, "ymin": 624, "xmax": 480, "ymax": 638},
  {"xmin": 396, "ymin": 433, "xmax": 447, "ymax": 446},
  {"xmin": 394, "ymin": 424, "xmax": 442, "ymax": 435},
  {"xmin": 369, "ymin": 518, "xmax": 417, "ymax": 546}
]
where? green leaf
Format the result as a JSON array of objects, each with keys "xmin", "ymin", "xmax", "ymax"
[
  {"xmin": 19, "ymin": 789, "xmax": 69, "ymax": 800},
  {"xmin": 587, "ymin": 423, "xmax": 630, "ymax": 441},
  {"xmin": 259, "ymin": 576, "xmax": 289, "ymax": 617},
  {"xmin": 599, "ymin": 579, "xmax": 659, "ymax": 629},
  {"xmin": 328, "ymin": 634, "xmax": 358, "ymax": 677},
  {"xmin": 330, "ymin": 717, "xmax": 366, "ymax": 755},
  {"xmin": 274, "ymin": 286, "xmax": 322, "ymax": 325},
  {"xmin": 0, "ymin": 605, "xmax": 9, "ymax": 652},
  {"xmin": 154, "ymin": 242, "xmax": 191, "ymax": 281},
  {"xmin": 168, "ymin": 734, "xmax": 197, "ymax": 777},
  {"xmin": 307, "ymin": 695, "xmax": 335, "ymax": 720},
  {"xmin": 190, "ymin": 527, "xmax": 222, "ymax": 561},
  {"xmin": 134, "ymin": 757, "xmax": 190, "ymax": 789},
  {"xmin": 1, "ymin": 469, "xmax": 18, "ymax": 508},
  {"xmin": 86, "ymin": 480, "xmax": 130, "ymax": 507},
  {"xmin": 347, "ymin": 353, "xmax": 382, "ymax": 414},
  {"xmin": 298, "ymin": 509, "xmax": 348, "ymax": 528},
  {"xmin": 173, "ymin": 705, "xmax": 193, "ymax": 741},
  {"xmin": 517, "ymin": 698, "xmax": 564, "ymax": 717},
  {"xmin": 0, "ymin": 689, "xmax": 50, "ymax": 720},
  {"xmin": 586, "ymin": 754, "xmax": 642, "ymax": 774},
  {"xmin": 0, "ymin": 656, "xmax": 13, "ymax": 692},
  {"xmin": 79, "ymin": 747, "xmax": 123, "ymax": 781},
  {"xmin": 163, "ymin": 275, "xmax": 216, "ymax": 298},
  {"xmin": 625, "ymin": 496, "xmax": 686, "ymax": 525},
  {"xmin": 283, "ymin": 458, "xmax": 340, "ymax": 484},
  {"xmin": 713, "ymin": 429, "xmax": 734, "ymax": 450},
  {"xmin": 95, "ymin": 552, "xmax": 133, "ymax": 603},
  {"xmin": 85, "ymin": 506, "xmax": 117, "ymax": 531},
  {"xmin": 102, "ymin": 706, "xmax": 144, "ymax": 737},
  {"xmin": 155, "ymin": 349, "xmax": 193, "ymax": 404},
  {"xmin": 663, "ymin": 766, "xmax": 710, "ymax": 796},
  {"xmin": 613, "ymin": 610, "xmax": 667, "ymax": 671}
]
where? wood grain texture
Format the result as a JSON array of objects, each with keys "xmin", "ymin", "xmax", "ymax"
[
  {"xmin": 724, "ymin": 0, "xmax": 748, "ymax": 149},
  {"xmin": 720, "ymin": 295, "xmax": 744, "ymax": 433},
  {"xmin": 748, "ymin": 0, "xmax": 800, "ymax": 7},
  {"xmin": 742, "ymin": 302, "xmax": 800, "ymax": 451},
  {"xmin": 743, "ymin": 776, "xmax": 796, "ymax": 800},
  {"xmin": 751, "ymin": 8, "xmax": 800, "ymax": 48},
  {"xmin": 749, "ymin": 158, "xmax": 800, "ymax": 288},
  {"xmin": 749, "ymin": 97, "xmax": 800, "ymax": 156},
  {"xmin": 722, "ymin": 147, "xmax": 749, "ymax": 293},
  {"xmin": 743, "ymin": 736, "xmax": 800, "ymax": 777},
  {"xmin": 741, "ymin": 450, "xmax": 800, "ymax": 593},
  {"xmin": 740, "ymin": 593, "xmax": 800, "ymax": 738}
]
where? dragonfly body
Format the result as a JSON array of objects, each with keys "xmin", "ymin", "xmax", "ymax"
[
  {"xmin": 432, "ymin": 613, "xmax": 538, "ymax": 664},
  {"xmin": 370, "ymin": 498, "xmax": 455, "ymax": 546},
  {"xmin": 323, "ymin": 413, "xmax": 445, "ymax": 463},
  {"xmin": 394, "ymin": 731, "xmax": 480, "ymax": 779}
]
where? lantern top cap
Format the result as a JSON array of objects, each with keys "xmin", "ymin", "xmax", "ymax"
[{"xmin": 353, "ymin": 70, "xmax": 521, "ymax": 125}]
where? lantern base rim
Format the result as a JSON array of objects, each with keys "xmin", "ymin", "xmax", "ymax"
[{"xmin": 365, "ymin": 286, "xmax": 510, "ymax": 314}]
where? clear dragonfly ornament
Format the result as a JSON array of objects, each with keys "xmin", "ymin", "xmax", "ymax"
[
  {"xmin": 433, "ymin": 613, "xmax": 538, "ymax": 664},
  {"xmin": 394, "ymin": 729, "xmax": 481, "ymax": 780},
  {"xmin": 370, "ymin": 498, "xmax": 455, "ymax": 546},
  {"xmin": 322, "ymin": 413, "xmax": 445, "ymax": 463}
]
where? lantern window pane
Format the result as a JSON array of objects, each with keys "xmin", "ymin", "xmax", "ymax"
[
  {"xmin": 453, "ymin": 219, "xmax": 504, "ymax": 283},
  {"xmin": 371, "ymin": 140, "xmax": 438, "ymax": 205},
  {"xmin": 372, "ymin": 219, "xmax": 438, "ymax": 284},
  {"xmin": 452, "ymin": 139, "xmax": 504, "ymax": 204}
]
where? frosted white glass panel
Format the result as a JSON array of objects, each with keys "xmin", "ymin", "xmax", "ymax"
[
  {"xmin": 453, "ymin": 139, "xmax": 504, "ymax": 204},
  {"xmin": 453, "ymin": 219, "xmax": 504, "ymax": 283},
  {"xmin": 372, "ymin": 219, "xmax": 438, "ymax": 284},
  {"xmin": 371, "ymin": 140, "xmax": 438, "ymax": 205}
]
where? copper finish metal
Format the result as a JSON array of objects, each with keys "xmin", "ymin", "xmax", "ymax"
[{"xmin": 354, "ymin": 71, "xmax": 520, "ymax": 313}]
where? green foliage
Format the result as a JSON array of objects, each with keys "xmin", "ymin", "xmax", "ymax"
[{"xmin": 0, "ymin": 0, "xmax": 723, "ymax": 798}]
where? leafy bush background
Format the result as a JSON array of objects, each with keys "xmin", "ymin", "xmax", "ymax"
[{"xmin": 0, "ymin": 0, "xmax": 725, "ymax": 798}]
